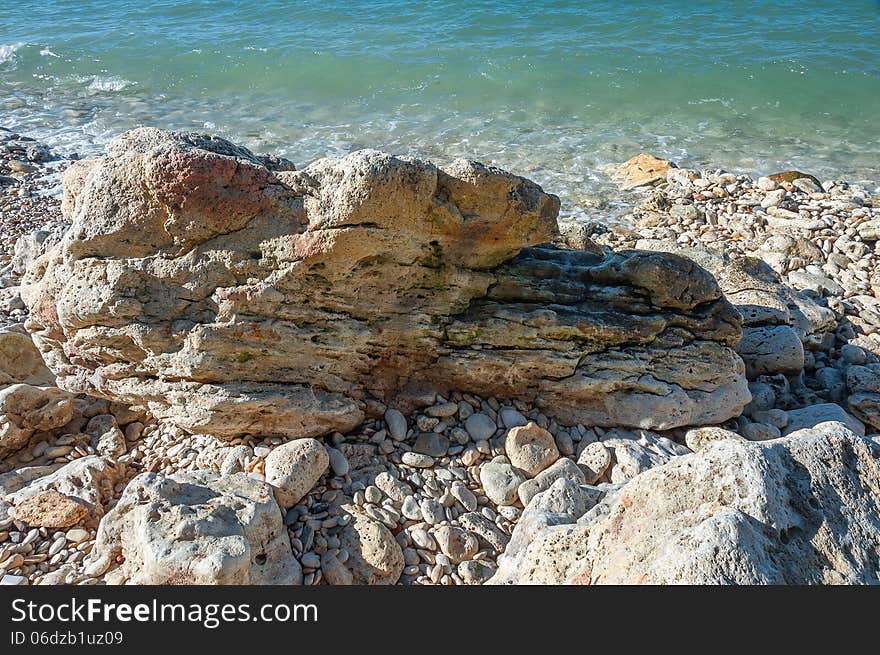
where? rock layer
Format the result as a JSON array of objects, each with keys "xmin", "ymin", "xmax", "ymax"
[{"xmin": 23, "ymin": 128, "xmax": 749, "ymax": 438}]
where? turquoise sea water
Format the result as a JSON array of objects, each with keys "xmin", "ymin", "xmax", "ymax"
[{"xmin": 1, "ymin": 0, "xmax": 879, "ymax": 220}]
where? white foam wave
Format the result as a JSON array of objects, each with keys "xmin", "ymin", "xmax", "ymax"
[
  {"xmin": 77, "ymin": 75, "xmax": 134, "ymax": 92},
  {"xmin": 0, "ymin": 42, "xmax": 25, "ymax": 65}
]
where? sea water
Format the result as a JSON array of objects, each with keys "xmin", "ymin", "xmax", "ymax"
[{"xmin": 1, "ymin": 0, "xmax": 879, "ymax": 221}]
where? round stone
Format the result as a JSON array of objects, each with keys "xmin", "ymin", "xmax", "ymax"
[
  {"xmin": 479, "ymin": 456, "xmax": 525, "ymax": 506},
  {"xmin": 384, "ymin": 408, "xmax": 408, "ymax": 440},
  {"xmin": 505, "ymin": 422, "xmax": 559, "ymax": 478},
  {"xmin": 465, "ymin": 413, "xmax": 496, "ymax": 441}
]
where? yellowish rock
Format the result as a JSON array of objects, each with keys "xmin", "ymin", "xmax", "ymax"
[
  {"xmin": 613, "ymin": 153, "xmax": 675, "ymax": 190},
  {"xmin": 12, "ymin": 489, "xmax": 89, "ymax": 528}
]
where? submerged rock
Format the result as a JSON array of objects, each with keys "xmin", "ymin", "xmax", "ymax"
[{"xmin": 612, "ymin": 153, "xmax": 675, "ymax": 190}]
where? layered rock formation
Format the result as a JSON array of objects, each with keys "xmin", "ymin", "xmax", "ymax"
[
  {"xmin": 490, "ymin": 423, "xmax": 880, "ymax": 584},
  {"xmin": 634, "ymin": 240, "xmax": 837, "ymax": 379},
  {"xmin": 22, "ymin": 128, "xmax": 749, "ymax": 439}
]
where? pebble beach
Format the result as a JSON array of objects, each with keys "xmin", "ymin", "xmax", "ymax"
[
  {"xmin": 1, "ymin": 124, "xmax": 878, "ymax": 586},
  {"xmin": 2, "ymin": 0, "xmax": 880, "ymax": 589}
]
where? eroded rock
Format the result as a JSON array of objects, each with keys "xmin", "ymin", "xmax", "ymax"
[
  {"xmin": 88, "ymin": 470, "xmax": 301, "ymax": 585},
  {"xmin": 491, "ymin": 424, "xmax": 880, "ymax": 584},
  {"xmin": 23, "ymin": 128, "xmax": 748, "ymax": 438}
]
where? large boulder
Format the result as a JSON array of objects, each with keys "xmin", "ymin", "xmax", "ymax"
[
  {"xmin": 491, "ymin": 423, "xmax": 880, "ymax": 584},
  {"xmin": 22, "ymin": 128, "xmax": 748, "ymax": 438},
  {"xmin": 88, "ymin": 470, "xmax": 302, "ymax": 585}
]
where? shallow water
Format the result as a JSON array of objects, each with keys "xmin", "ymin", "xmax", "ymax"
[{"xmin": 2, "ymin": 0, "xmax": 879, "ymax": 221}]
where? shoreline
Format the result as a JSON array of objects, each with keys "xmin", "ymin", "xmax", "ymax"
[{"xmin": 1, "ymin": 126, "xmax": 879, "ymax": 585}]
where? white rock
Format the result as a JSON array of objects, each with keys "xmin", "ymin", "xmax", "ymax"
[
  {"xmin": 492, "ymin": 424, "xmax": 880, "ymax": 584},
  {"xmin": 479, "ymin": 456, "xmax": 525, "ymax": 506},
  {"xmin": 264, "ymin": 438, "xmax": 329, "ymax": 508},
  {"xmin": 505, "ymin": 422, "xmax": 559, "ymax": 478},
  {"xmin": 576, "ymin": 441, "xmax": 613, "ymax": 482},
  {"xmin": 518, "ymin": 457, "xmax": 586, "ymax": 506},
  {"xmin": 90, "ymin": 471, "xmax": 302, "ymax": 584}
]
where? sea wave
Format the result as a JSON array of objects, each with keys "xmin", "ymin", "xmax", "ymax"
[
  {"xmin": 77, "ymin": 75, "xmax": 135, "ymax": 92},
  {"xmin": 0, "ymin": 42, "xmax": 25, "ymax": 66}
]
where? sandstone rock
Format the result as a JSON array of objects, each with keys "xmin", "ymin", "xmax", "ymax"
[
  {"xmin": 6, "ymin": 456, "xmax": 124, "ymax": 521},
  {"xmin": 784, "ymin": 404, "xmax": 865, "ymax": 437},
  {"xmin": 684, "ymin": 426, "xmax": 746, "ymax": 451},
  {"xmin": 479, "ymin": 457, "xmax": 525, "ymax": 506},
  {"xmin": 505, "ymin": 422, "xmax": 559, "ymax": 478},
  {"xmin": 89, "ymin": 471, "xmax": 301, "ymax": 584},
  {"xmin": 339, "ymin": 508, "xmax": 404, "ymax": 584},
  {"xmin": 0, "ymin": 384, "xmax": 75, "ymax": 461},
  {"xmin": 491, "ymin": 425, "xmax": 880, "ymax": 584},
  {"xmin": 264, "ymin": 439, "xmax": 329, "ymax": 508},
  {"xmin": 612, "ymin": 154, "xmax": 675, "ymax": 190},
  {"xmin": 11, "ymin": 489, "xmax": 89, "ymax": 528},
  {"xmin": 22, "ymin": 128, "xmax": 748, "ymax": 437},
  {"xmin": 0, "ymin": 326, "xmax": 53, "ymax": 387}
]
